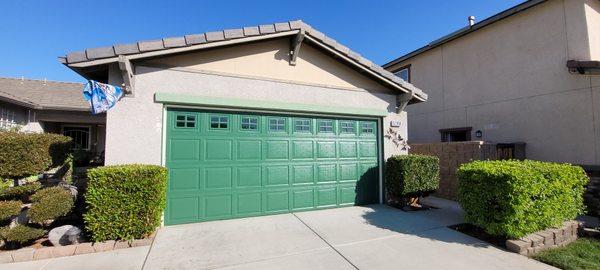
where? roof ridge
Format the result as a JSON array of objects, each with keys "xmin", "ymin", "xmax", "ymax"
[{"xmin": 0, "ymin": 76, "xmax": 84, "ymax": 86}]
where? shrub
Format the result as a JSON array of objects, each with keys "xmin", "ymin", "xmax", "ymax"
[
  {"xmin": 385, "ymin": 154, "xmax": 440, "ymax": 199},
  {"xmin": 0, "ymin": 131, "xmax": 73, "ymax": 179},
  {"xmin": 0, "ymin": 200, "xmax": 22, "ymax": 221},
  {"xmin": 457, "ymin": 160, "xmax": 588, "ymax": 239},
  {"xmin": 0, "ymin": 178, "xmax": 11, "ymax": 191},
  {"xmin": 84, "ymin": 164, "xmax": 168, "ymax": 241},
  {"xmin": 28, "ymin": 187, "xmax": 74, "ymax": 224},
  {"xmin": 0, "ymin": 225, "xmax": 45, "ymax": 245},
  {"xmin": 0, "ymin": 182, "xmax": 41, "ymax": 201}
]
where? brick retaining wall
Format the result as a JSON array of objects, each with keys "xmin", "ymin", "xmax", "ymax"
[{"xmin": 506, "ymin": 221, "xmax": 581, "ymax": 256}]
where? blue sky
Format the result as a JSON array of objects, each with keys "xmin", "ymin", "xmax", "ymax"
[{"xmin": 0, "ymin": 0, "xmax": 523, "ymax": 83}]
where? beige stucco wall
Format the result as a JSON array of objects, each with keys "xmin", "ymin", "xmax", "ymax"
[
  {"xmin": 585, "ymin": 0, "xmax": 600, "ymax": 60},
  {"xmin": 388, "ymin": 0, "xmax": 599, "ymax": 165},
  {"xmin": 150, "ymin": 38, "xmax": 393, "ymax": 94},
  {"xmin": 104, "ymin": 39, "xmax": 408, "ymax": 166}
]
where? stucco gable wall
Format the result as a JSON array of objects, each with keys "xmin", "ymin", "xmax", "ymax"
[
  {"xmin": 584, "ymin": 0, "xmax": 600, "ymax": 60},
  {"xmin": 146, "ymin": 38, "xmax": 394, "ymax": 94}
]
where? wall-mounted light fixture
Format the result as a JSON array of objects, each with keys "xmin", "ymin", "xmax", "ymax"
[{"xmin": 475, "ymin": 130, "xmax": 483, "ymax": 139}]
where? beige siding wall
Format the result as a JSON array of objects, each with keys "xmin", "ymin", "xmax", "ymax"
[
  {"xmin": 389, "ymin": 0, "xmax": 599, "ymax": 165},
  {"xmin": 105, "ymin": 39, "xmax": 408, "ymax": 165}
]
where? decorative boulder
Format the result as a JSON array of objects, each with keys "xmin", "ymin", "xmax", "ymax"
[
  {"xmin": 49, "ymin": 225, "xmax": 82, "ymax": 246},
  {"xmin": 61, "ymin": 185, "xmax": 78, "ymax": 198}
]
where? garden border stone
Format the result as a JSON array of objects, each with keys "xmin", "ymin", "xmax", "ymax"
[
  {"xmin": 505, "ymin": 220, "xmax": 582, "ymax": 256},
  {"xmin": 0, "ymin": 235, "xmax": 154, "ymax": 264}
]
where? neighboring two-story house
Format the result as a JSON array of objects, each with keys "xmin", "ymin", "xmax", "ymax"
[{"xmin": 384, "ymin": 0, "xmax": 600, "ymax": 169}]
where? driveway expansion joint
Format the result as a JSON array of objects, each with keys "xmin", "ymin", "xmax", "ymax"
[{"xmin": 292, "ymin": 212, "xmax": 359, "ymax": 270}]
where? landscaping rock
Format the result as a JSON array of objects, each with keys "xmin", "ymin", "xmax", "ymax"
[
  {"xmin": 62, "ymin": 185, "xmax": 78, "ymax": 198},
  {"xmin": 49, "ymin": 225, "xmax": 82, "ymax": 246},
  {"xmin": 11, "ymin": 248, "xmax": 34, "ymax": 262},
  {"xmin": 0, "ymin": 251, "xmax": 13, "ymax": 263},
  {"xmin": 93, "ymin": 240, "xmax": 115, "ymax": 252},
  {"xmin": 74, "ymin": 242, "xmax": 95, "ymax": 255},
  {"xmin": 33, "ymin": 247, "xmax": 53, "ymax": 260},
  {"xmin": 52, "ymin": 245, "xmax": 76, "ymax": 257}
]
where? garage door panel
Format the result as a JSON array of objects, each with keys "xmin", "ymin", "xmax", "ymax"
[
  {"xmin": 237, "ymin": 192, "xmax": 262, "ymax": 215},
  {"xmin": 169, "ymin": 168, "xmax": 201, "ymax": 191},
  {"xmin": 265, "ymin": 165, "xmax": 289, "ymax": 186},
  {"xmin": 265, "ymin": 140, "xmax": 289, "ymax": 160},
  {"xmin": 266, "ymin": 190, "xmax": 290, "ymax": 213},
  {"xmin": 204, "ymin": 194, "xmax": 232, "ymax": 218},
  {"xmin": 292, "ymin": 165, "xmax": 314, "ymax": 185},
  {"xmin": 237, "ymin": 140, "xmax": 262, "ymax": 160},
  {"xmin": 292, "ymin": 140, "xmax": 314, "ymax": 159},
  {"xmin": 236, "ymin": 166, "xmax": 261, "ymax": 187},
  {"xmin": 165, "ymin": 109, "xmax": 379, "ymax": 225},
  {"xmin": 205, "ymin": 139, "xmax": 233, "ymax": 160},
  {"xmin": 169, "ymin": 139, "xmax": 200, "ymax": 161},
  {"xmin": 204, "ymin": 167, "xmax": 233, "ymax": 190}
]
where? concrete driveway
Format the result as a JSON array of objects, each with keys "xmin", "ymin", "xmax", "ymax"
[{"xmin": 3, "ymin": 197, "xmax": 556, "ymax": 270}]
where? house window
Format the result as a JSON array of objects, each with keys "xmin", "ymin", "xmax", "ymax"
[
  {"xmin": 440, "ymin": 127, "xmax": 472, "ymax": 142},
  {"xmin": 340, "ymin": 121, "xmax": 355, "ymax": 133},
  {"xmin": 241, "ymin": 116, "xmax": 258, "ymax": 131},
  {"xmin": 318, "ymin": 120, "xmax": 333, "ymax": 133},
  {"xmin": 175, "ymin": 114, "xmax": 195, "ymax": 128},
  {"xmin": 63, "ymin": 126, "xmax": 91, "ymax": 150},
  {"xmin": 294, "ymin": 119, "xmax": 311, "ymax": 132},
  {"xmin": 0, "ymin": 107, "xmax": 16, "ymax": 129},
  {"xmin": 394, "ymin": 65, "xmax": 411, "ymax": 83},
  {"xmin": 269, "ymin": 118, "xmax": 285, "ymax": 132},
  {"xmin": 361, "ymin": 122, "xmax": 374, "ymax": 134},
  {"xmin": 210, "ymin": 115, "xmax": 228, "ymax": 129}
]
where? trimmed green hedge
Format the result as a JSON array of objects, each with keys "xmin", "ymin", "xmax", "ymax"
[
  {"xmin": 0, "ymin": 200, "xmax": 22, "ymax": 221},
  {"xmin": 385, "ymin": 154, "xmax": 440, "ymax": 198},
  {"xmin": 0, "ymin": 132, "xmax": 73, "ymax": 179},
  {"xmin": 84, "ymin": 165, "xmax": 168, "ymax": 241},
  {"xmin": 0, "ymin": 182, "xmax": 41, "ymax": 201},
  {"xmin": 0, "ymin": 225, "xmax": 45, "ymax": 245},
  {"xmin": 28, "ymin": 187, "xmax": 74, "ymax": 224},
  {"xmin": 458, "ymin": 160, "xmax": 588, "ymax": 238}
]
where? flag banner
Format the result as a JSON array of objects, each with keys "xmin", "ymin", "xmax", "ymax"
[{"xmin": 82, "ymin": 80, "xmax": 123, "ymax": 114}]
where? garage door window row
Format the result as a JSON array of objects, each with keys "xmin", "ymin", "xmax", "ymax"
[{"xmin": 173, "ymin": 113, "xmax": 375, "ymax": 137}]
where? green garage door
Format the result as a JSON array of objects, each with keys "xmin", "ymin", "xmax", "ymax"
[{"xmin": 164, "ymin": 108, "xmax": 380, "ymax": 225}]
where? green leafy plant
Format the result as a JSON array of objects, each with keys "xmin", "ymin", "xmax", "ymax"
[
  {"xmin": 0, "ymin": 200, "xmax": 22, "ymax": 221},
  {"xmin": 0, "ymin": 182, "xmax": 41, "ymax": 201},
  {"xmin": 84, "ymin": 164, "xmax": 168, "ymax": 241},
  {"xmin": 0, "ymin": 131, "xmax": 73, "ymax": 180},
  {"xmin": 28, "ymin": 187, "xmax": 74, "ymax": 224},
  {"xmin": 385, "ymin": 154, "xmax": 439, "ymax": 204},
  {"xmin": 0, "ymin": 225, "xmax": 45, "ymax": 245},
  {"xmin": 457, "ymin": 160, "xmax": 588, "ymax": 239}
]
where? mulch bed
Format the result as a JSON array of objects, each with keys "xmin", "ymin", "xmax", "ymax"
[
  {"xmin": 448, "ymin": 223, "xmax": 508, "ymax": 248},
  {"xmin": 387, "ymin": 201, "xmax": 439, "ymax": 212}
]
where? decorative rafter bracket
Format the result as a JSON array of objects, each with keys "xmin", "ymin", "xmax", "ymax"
[
  {"xmin": 118, "ymin": 55, "xmax": 135, "ymax": 96},
  {"xmin": 396, "ymin": 92, "xmax": 413, "ymax": 113},
  {"xmin": 289, "ymin": 30, "xmax": 305, "ymax": 66}
]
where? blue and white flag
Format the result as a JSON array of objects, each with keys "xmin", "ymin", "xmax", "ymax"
[{"xmin": 82, "ymin": 80, "xmax": 123, "ymax": 114}]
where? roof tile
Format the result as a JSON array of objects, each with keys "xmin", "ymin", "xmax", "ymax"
[
  {"xmin": 205, "ymin": 31, "xmax": 225, "ymax": 42},
  {"xmin": 243, "ymin": 26, "xmax": 260, "ymax": 36},
  {"xmin": 163, "ymin": 37, "xmax": 186, "ymax": 48},
  {"xmin": 86, "ymin": 46, "xmax": 115, "ymax": 60},
  {"xmin": 66, "ymin": 51, "xmax": 88, "ymax": 63},
  {"xmin": 224, "ymin": 29, "xmax": 244, "ymax": 39},
  {"xmin": 184, "ymin": 34, "xmax": 207, "ymax": 45},
  {"xmin": 289, "ymin": 20, "xmax": 304, "ymax": 30},
  {"xmin": 114, "ymin": 43, "xmax": 140, "ymax": 55},
  {"xmin": 274, "ymin": 22, "xmax": 291, "ymax": 32},
  {"xmin": 138, "ymin": 40, "xmax": 164, "ymax": 52},
  {"xmin": 0, "ymin": 77, "xmax": 88, "ymax": 110},
  {"xmin": 258, "ymin": 24, "xmax": 275, "ymax": 34}
]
